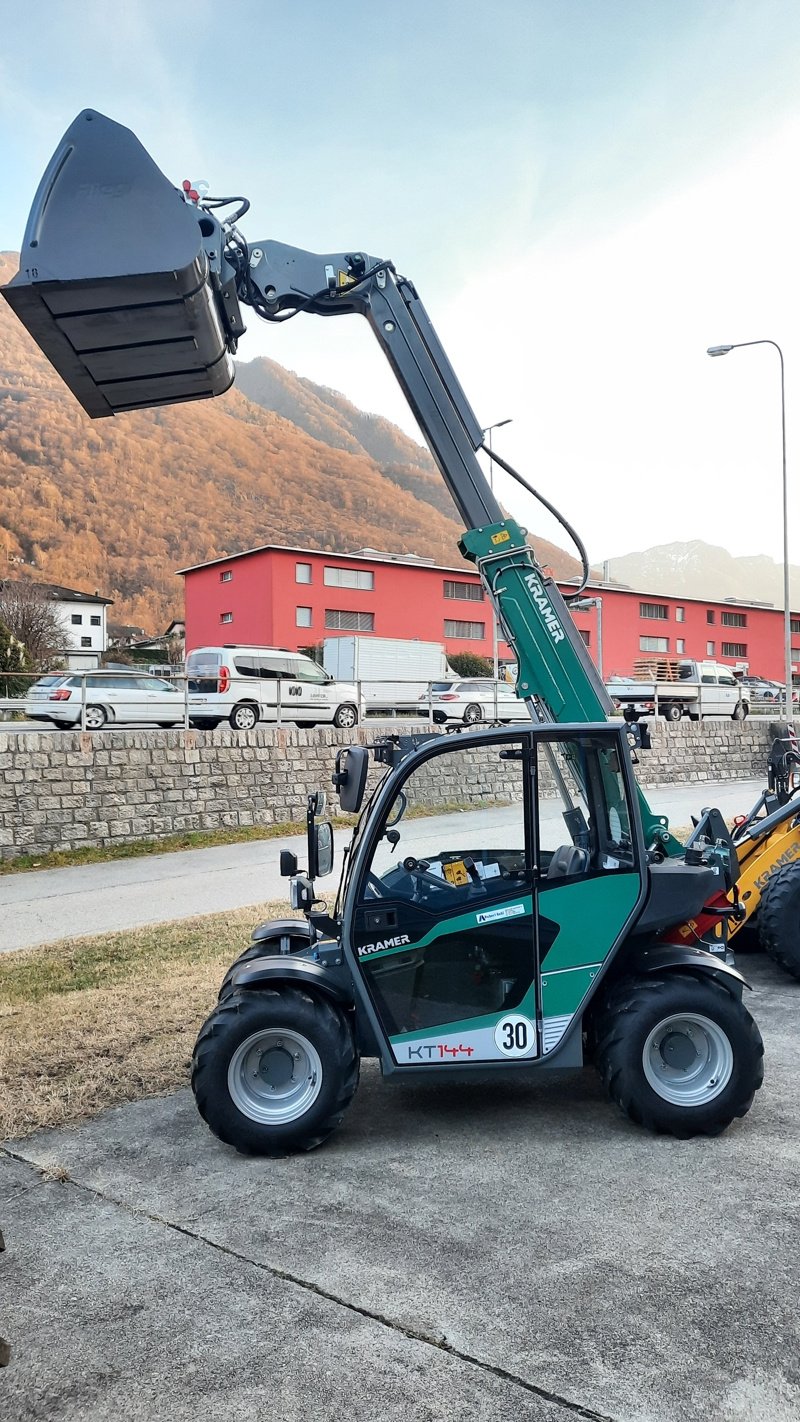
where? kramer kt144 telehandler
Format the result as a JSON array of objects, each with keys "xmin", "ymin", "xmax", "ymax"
[{"xmin": 4, "ymin": 110, "xmax": 779, "ymax": 1152}]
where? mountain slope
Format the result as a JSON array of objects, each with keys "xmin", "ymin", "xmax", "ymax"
[{"xmin": 0, "ymin": 251, "xmax": 580, "ymax": 630}]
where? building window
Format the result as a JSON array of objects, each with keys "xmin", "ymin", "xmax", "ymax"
[
  {"xmin": 220, "ymin": 569, "xmax": 233, "ymax": 583},
  {"xmin": 325, "ymin": 609, "xmax": 375, "ymax": 631},
  {"xmin": 445, "ymin": 619, "xmax": 486, "ymax": 640},
  {"xmin": 323, "ymin": 567, "xmax": 374, "ymax": 590},
  {"xmin": 639, "ymin": 636, "xmax": 669, "ymax": 653},
  {"xmin": 296, "ymin": 562, "xmax": 312, "ymax": 584},
  {"xmin": 639, "ymin": 602, "xmax": 668, "ymax": 620},
  {"xmin": 706, "ymin": 610, "xmax": 715, "ymax": 624},
  {"xmin": 579, "ymin": 629, "xmax": 591, "ymax": 646},
  {"xmin": 676, "ymin": 639, "xmax": 686, "ymax": 654},
  {"xmin": 71, "ymin": 613, "xmax": 83, "ymax": 625},
  {"xmin": 707, "ymin": 641, "xmax": 715, "ymax": 656},
  {"xmin": 721, "ymin": 611, "xmax": 746, "ymax": 627},
  {"xmin": 296, "ymin": 606, "xmax": 312, "ymax": 628},
  {"xmin": 722, "ymin": 642, "xmax": 747, "ymax": 659},
  {"xmin": 676, "ymin": 607, "xmax": 685, "ymax": 623},
  {"xmin": 791, "ymin": 618, "xmax": 800, "ymax": 635},
  {"xmin": 444, "ymin": 579, "xmax": 484, "ymax": 601},
  {"xmin": 81, "ymin": 636, "xmax": 91, "ymax": 648},
  {"xmin": 90, "ymin": 615, "xmax": 101, "ymax": 627},
  {"xmin": 221, "ymin": 612, "xmax": 233, "ymax": 624}
]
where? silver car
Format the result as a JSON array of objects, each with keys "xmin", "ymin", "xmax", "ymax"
[
  {"xmin": 419, "ymin": 679, "xmax": 530, "ymax": 725},
  {"xmin": 25, "ymin": 671, "xmax": 184, "ymax": 729}
]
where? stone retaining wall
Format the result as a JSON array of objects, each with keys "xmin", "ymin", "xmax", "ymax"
[{"xmin": 0, "ymin": 719, "xmax": 779, "ymax": 861}]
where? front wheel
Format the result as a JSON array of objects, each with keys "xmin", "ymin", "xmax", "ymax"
[
  {"xmin": 463, "ymin": 703, "xmax": 483, "ymax": 724},
  {"xmin": 594, "ymin": 973, "xmax": 763, "ymax": 1137},
  {"xmin": 230, "ymin": 702, "xmax": 259, "ymax": 731},
  {"xmin": 333, "ymin": 703, "xmax": 358, "ymax": 729},
  {"xmin": 732, "ymin": 701, "xmax": 749, "ymax": 721},
  {"xmin": 192, "ymin": 987, "xmax": 359, "ymax": 1155}
]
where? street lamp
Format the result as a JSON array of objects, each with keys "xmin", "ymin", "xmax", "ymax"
[
  {"xmin": 706, "ymin": 340, "xmax": 792, "ymax": 717},
  {"xmin": 570, "ymin": 596, "xmax": 604, "ymax": 680},
  {"xmin": 481, "ymin": 418, "xmax": 513, "ymax": 681}
]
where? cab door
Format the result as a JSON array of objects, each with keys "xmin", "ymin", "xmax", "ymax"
[{"xmin": 350, "ymin": 734, "xmax": 540, "ymax": 1065}]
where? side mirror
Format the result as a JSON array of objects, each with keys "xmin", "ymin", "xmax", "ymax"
[
  {"xmin": 315, "ymin": 821, "xmax": 335, "ymax": 878},
  {"xmin": 332, "ymin": 745, "xmax": 369, "ymax": 813}
]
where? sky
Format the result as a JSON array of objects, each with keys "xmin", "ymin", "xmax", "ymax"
[{"xmin": 2, "ymin": 0, "xmax": 800, "ymax": 566}]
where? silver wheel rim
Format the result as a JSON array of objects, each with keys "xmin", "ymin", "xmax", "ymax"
[
  {"xmin": 336, "ymin": 706, "xmax": 356, "ymax": 728},
  {"xmin": 234, "ymin": 707, "xmax": 256, "ymax": 730},
  {"xmin": 85, "ymin": 706, "xmax": 105, "ymax": 729},
  {"xmin": 464, "ymin": 705, "xmax": 482, "ymax": 722},
  {"xmin": 643, "ymin": 1012, "xmax": 734, "ymax": 1106},
  {"xmin": 228, "ymin": 1027, "xmax": 323, "ymax": 1124}
]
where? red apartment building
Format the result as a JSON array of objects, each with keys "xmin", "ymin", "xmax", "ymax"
[{"xmin": 178, "ymin": 543, "xmax": 800, "ymax": 684}]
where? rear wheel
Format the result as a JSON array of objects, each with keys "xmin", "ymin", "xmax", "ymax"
[
  {"xmin": 663, "ymin": 703, "xmax": 682, "ymax": 723},
  {"xmin": 758, "ymin": 861, "xmax": 800, "ymax": 979},
  {"xmin": 333, "ymin": 703, "xmax": 358, "ymax": 729},
  {"xmin": 192, "ymin": 987, "xmax": 359, "ymax": 1155},
  {"xmin": 190, "ymin": 717, "xmax": 220, "ymax": 729},
  {"xmin": 463, "ymin": 703, "xmax": 483, "ymax": 724},
  {"xmin": 84, "ymin": 704, "xmax": 107, "ymax": 730},
  {"xmin": 594, "ymin": 973, "xmax": 763, "ymax": 1137},
  {"xmin": 230, "ymin": 702, "xmax": 259, "ymax": 731}
]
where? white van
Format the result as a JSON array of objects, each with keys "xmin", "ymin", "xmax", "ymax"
[{"xmin": 186, "ymin": 646, "xmax": 360, "ymax": 731}]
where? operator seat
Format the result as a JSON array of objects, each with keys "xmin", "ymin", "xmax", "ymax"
[{"xmin": 546, "ymin": 845, "xmax": 590, "ymax": 879}]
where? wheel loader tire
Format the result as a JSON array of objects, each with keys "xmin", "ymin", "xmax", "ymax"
[
  {"xmin": 757, "ymin": 861, "xmax": 800, "ymax": 980},
  {"xmin": 192, "ymin": 987, "xmax": 359, "ymax": 1156},
  {"xmin": 594, "ymin": 972, "xmax": 763, "ymax": 1138}
]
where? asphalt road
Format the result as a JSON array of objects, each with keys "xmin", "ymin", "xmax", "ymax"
[
  {"xmin": 0, "ymin": 778, "xmax": 766, "ymax": 953},
  {"xmin": 2, "ymin": 951, "xmax": 797, "ymax": 1421}
]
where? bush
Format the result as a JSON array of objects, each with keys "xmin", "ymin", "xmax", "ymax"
[
  {"xmin": 0, "ymin": 621, "xmax": 30, "ymax": 698},
  {"xmin": 447, "ymin": 651, "xmax": 493, "ymax": 678}
]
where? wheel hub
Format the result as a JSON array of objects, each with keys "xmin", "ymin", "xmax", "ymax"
[
  {"xmin": 258, "ymin": 1044, "xmax": 295, "ymax": 1089},
  {"xmin": 657, "ymin": 1029, "xmax": 699, "ymax": 1072}
]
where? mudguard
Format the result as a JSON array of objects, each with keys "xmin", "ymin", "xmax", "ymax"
[
  {"xmin": 630, "ymin": 943, "xmax": 750, "ymax": 997},
  {"xmin": 249, "ymin": 917, "xmax": 317, "ymax": 948},
  {"xmin": 230, "ymin": 953, "xmax": 354, "ymax": 1007}
]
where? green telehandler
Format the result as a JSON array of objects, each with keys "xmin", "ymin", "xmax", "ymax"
[{"xmin": 3, "ymin": 110, "xmax": 765, "ymax": 1151}]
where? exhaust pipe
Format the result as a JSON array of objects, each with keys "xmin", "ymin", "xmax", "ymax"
[{"xmin": 2, "ymin": 110, "xmax": 243, "ymax": 418}]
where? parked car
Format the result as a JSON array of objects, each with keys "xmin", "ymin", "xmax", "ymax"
[
  {"xmin": 185, "ymin": 646, "xmax": 360, "ymax": 730},
  {"xmin": 418, "ymin": 679, "xmax": 529, "ymax": 725},
  {"xmin": 736, "ymin": 675, "xmax": 784, "ymax": 700},
  {"xmin": 24, "ymin": 672, "xmax": 184, "ymax": 729}
]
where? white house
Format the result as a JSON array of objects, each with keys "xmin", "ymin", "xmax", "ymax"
[{"xmin": 46, "ymin": 583, "xmax": 112, "ymax": 669}]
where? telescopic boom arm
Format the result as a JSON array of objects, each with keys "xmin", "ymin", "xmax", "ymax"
[{"xmin": 1, "ymin": 109, "xmax": 671, "ymax": 846}]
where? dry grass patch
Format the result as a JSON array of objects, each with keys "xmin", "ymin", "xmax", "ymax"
[{"xmin": 0, "ymin": 900, "xmax": 302, "ymax": 1140}]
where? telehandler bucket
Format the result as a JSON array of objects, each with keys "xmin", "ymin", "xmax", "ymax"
[{"xmin": 2, "ymin": 110, "xmax": 240, "ymax": 418}]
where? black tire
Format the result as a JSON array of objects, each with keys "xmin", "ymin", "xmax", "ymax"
[
  {"xmin": 688, "ymin": 712, "xmax": 700, "ymax": 722},
  {"xmin": 732, "ymin": 701, "xmax": 749, "ymax": 722},
  {"xmin": 192, "ymin": 988, "xmax": 359, "ymax": 1155},
  {"xmin": 190, "ymin": 717, "xmax": 220, "ymax": 730},
  {"xmin": 758, "ymin": 861, "xmax": 800, "ymax": 979},
  {"xmin": 463, "ymin": 703, "xmax": 483, "ymax": 724},
  {"xmin": 594, "ymin": 972, "xmax": 764, "ymax": 1137},
  {"xmin": 230, "ymin": 703, "xmax": 259, "ymax": 731},
  {"xmin": 663, "ymin": 703, "xmax": 682, "ymax": 723},
  {"xmin": 333, "ymin": 703, "xmax": 358, "ymax": 729},
  {"xmin": 217, "ymin": 930, "xmax": 314, "ymax": 1001}
]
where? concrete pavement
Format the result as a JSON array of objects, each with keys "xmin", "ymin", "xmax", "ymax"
[
  {"xmin": 0, "ymin": 778, "xmax": 767, "ymax": 952},
  {"xmin": 2, "ymin": 952, "xmax": 798, "ymax": 1421}
]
